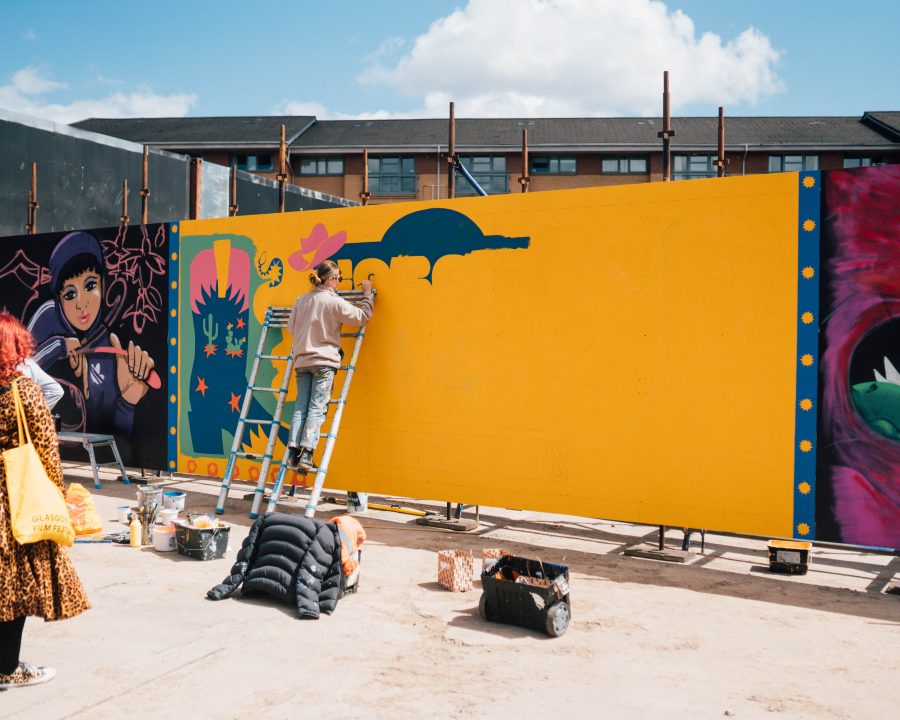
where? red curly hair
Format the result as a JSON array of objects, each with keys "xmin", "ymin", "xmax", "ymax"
[{"xmin": 0, "ymin": 312, "xmax": 35, "ymax": 384}]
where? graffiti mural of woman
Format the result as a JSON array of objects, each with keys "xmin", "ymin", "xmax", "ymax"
[{"xmin": 27, "ymin": 231, "xmax": 157, "ymax": 436}]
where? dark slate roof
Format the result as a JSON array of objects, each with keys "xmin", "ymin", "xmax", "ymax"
[
  {"xmin": 70, "ymin": 113, "xmax": 900, "ymax": 152},
  {"xmin": 293, "ymin": 116, "xmax": 899, "ymax": 151},
  {"xmin": 863, "ymin": 111, "xmax": 900, "ymax": 141},
  {"xmin": 71, "ymin": 116, "xmax": 315, "ymax": 146}
]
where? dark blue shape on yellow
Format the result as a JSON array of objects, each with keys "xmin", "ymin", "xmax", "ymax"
[{"xmin": 332, "ymin": 208, "xmax": 530, "ymax": 282}]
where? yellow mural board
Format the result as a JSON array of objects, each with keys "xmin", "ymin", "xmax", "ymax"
[{"xmin": 179, "ymin": 172, "xmax": 798, "ymax": 537}]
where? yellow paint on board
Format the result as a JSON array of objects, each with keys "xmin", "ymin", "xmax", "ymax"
[
  {"xmin": 180, "ymin": 172, "xmax": 799, "ymax": 537},
  {"xmin": 213, "ymin": 238, "xmax": 231, "ymax": 298}
]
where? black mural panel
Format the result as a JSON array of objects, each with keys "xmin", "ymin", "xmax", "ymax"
[
  {"xmin": 0, "ymin": 224, "xmax": 170, "ymax": 469},
  {"xmin": 0, "ymin": 117, "xmax": 187, "ymax": 237}
]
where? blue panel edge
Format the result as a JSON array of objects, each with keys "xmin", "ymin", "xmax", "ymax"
[
  {"xmin": 793, "ymin": 172, "xmax": 821, "ymax": 540},
  {"xmin": 167, "ymin": 221, "xmax": 180, "ymax": 474}
]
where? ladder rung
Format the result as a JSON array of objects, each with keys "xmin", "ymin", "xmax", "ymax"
[
  {"xmin": 244, "ymin": 419, "xmax": 276, "ymax": 425},
  {"xmin": 328, "ymin": 399, "xmax": 346, "ymax": 405},
  {"xmin": 235, "ymin": 452, "xmax": 270, "ymax": 460},
  {"xmin": 259, "ymin": 354, "xmax": 291, "ymax": 360},
  {"xmin": 338, "ymin": 364, "xmax": 355, "ymax": 371},
  {"xmin": 341, "ymin": 332, "xmax": 362, "ymax": 338},
  {"xmin": 248, "ymin": 386, "xmax": 282, "ymax": 393}
]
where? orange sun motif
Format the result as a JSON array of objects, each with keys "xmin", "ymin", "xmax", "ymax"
[
  {"xmin": 228, "ymin": 392, "xmax": 241, "ymax": 412},
  {"xmin": 802, "ymin": 219, "xmax": 816, "ymax": 232},
  {"xmin": 801, "ymin": 311, "xmax": 814, "ymax": 325},
  {"xmin": 800, "ymin": 354, "xmax": 814, "ymax": 367},
  {"xmin": 799, "ymin": 439, "xmax": 813, "ymax": 453},
  {"xmin": 796, "ymin": 523, "xmax": 810, "ymax": 536},
  {"xmin": 799, "ymin": 398, "xmax": 813, "ymax": 411},
  {"xmin": 801, "ymin": 266, "xmax": 815, "ymax": 279},
  {"xmin": 798, "ymin": 482, "xmax": 811, "ymax": 495},
  {"xmin": 802, "ymin": 176, "xmax": 816, "ymax": 189},
  {"xmin": 195, "ymin": 377, "xmax": 208, "ymax": 396}
]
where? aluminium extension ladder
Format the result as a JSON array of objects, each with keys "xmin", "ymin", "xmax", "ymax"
[{"xmin": 215, "ymin": 289, "xmax": 374, "ymax": 519}]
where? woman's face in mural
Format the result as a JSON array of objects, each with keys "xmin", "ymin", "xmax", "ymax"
[{"xmin": 59, "ymin": 269, "xmax": 102, "ymax": 331}]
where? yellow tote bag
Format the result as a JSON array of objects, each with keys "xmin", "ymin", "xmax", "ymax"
[{"xmin": 2, "ymin": 379, "xmax": 74, "ymax": 546}]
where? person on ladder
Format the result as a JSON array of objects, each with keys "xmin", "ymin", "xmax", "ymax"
[{"xmin": 286, "ymin": 260, "xmax": 374, "ymax": 472}]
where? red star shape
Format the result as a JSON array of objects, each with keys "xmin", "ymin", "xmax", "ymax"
[
  {"xmin": 228, "ymin": 392, "xmax": 241, "ymax": 412},
  {"xmin": 204, "ymin": 342, "xmax": 217, "ymax": 357},
  {"xmin": 195, "ymin": 377, "xmax": 208, "ymax": 396},
  {"xmin": 236, "ymin": 317, "xmax": 245, "ymax": 329}
]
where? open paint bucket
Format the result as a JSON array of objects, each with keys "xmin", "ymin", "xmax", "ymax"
[
  {"xmin": 162, "ymin": 491, "xmax": 186, "ymax": 511},
  {"xmin": 153, "ymin": 524, "xmax": 177, "ymax": 552}
]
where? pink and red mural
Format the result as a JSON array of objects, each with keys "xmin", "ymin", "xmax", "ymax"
[{"xmin": 817, "ymin": 165, "xmax": 900, "ymax": 548}]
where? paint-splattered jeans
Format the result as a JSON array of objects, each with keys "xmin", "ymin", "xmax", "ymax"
[{"xmin": 288, "ymin": 366, "xmax": 335, "ymax": 450}]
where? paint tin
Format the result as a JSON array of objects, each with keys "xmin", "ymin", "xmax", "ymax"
[
  {"xmin": 347, "ymin": 492, "xmax": 368, "ymax": 514},
  {"xmin": 162, "ymin": 491, "xmax": 186, "ymax": 511},
  {"xmin": 116, "ymin": 505, "xmax": 132, "ymax": 524},
  {"xmin": 153, "ymin": 524, "xmax": 177, "ymax": 552},
  {"xmin": 157, "ymin": 508, "xmax": 178, "ymax": 525}
]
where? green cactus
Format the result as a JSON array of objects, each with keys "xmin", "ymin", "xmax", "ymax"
[{"xmin": 202, "ymin": 314, "xmax": 219, "ymax": 345}]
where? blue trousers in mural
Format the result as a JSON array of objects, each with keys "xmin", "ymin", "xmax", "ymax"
[{"xmin": 288, "ymin": 366, "xmax": 335, "ymax": 450}]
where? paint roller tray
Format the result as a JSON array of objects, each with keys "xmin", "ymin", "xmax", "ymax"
[{"xmin": 174, "ymin": 522, "xmax": 230, "ymax": 561}]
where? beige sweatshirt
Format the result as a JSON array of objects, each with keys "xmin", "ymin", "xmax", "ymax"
[{"xmin": 288, "ymin": 286, "xmax": 374, "ymax": 369}]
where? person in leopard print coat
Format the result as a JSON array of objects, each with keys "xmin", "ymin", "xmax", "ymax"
[{"xmin": 0, "ymin": 313, "xmax": 90, "ymax": 690}]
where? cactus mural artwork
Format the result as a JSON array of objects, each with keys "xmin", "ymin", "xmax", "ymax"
[{"xmin": 202, "ymin": 313, "xmax": 219, "ymax": 357}]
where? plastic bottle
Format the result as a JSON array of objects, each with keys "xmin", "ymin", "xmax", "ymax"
[{"xmin": 130, "ymin": 512, "xmax": 142, "ymax": 548}]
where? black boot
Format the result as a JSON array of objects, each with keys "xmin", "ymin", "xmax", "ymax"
[
  {"xmin": 298, "ymin": 448, "xmax": 317, "ymax": 473},
  {"xmin": 286, "ymin": 446, "xmax": 301, "ymax": 469}
]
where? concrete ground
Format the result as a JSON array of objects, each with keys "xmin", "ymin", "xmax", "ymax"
[{"xmin": 2, "ymin": 464, "xmax": 899, "ymax": 720}]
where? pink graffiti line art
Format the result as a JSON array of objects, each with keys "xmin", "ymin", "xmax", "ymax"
[
  {"xmin": 0, "ymin": 249, "xmax": 51, "ymax": 318},
  {"xmin": 288, "ymin": 223, "xmax": 346, "ymax": 272},
  {"xmin": 102, "ymin": 225, "xmax": 167, "ymax": 334}
]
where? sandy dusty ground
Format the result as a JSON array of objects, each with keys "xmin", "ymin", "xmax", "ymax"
[{"xmin": 1, "ymin": 466, "xmax": 899, "ymax": 720}]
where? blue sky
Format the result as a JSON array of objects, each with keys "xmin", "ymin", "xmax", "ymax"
[{"xmin": 1, "ymin": 0, "xmax": 897, "ymax": 123}]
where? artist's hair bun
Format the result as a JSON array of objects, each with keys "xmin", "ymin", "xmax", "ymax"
[{"xmin": 309, "ymin": 272, "xmax": 320, "ymax": 285}]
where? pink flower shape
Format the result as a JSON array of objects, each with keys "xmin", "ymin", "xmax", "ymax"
[{"xmin": 288, "ymin": 224, "xmax": 346, "ymax": 272}]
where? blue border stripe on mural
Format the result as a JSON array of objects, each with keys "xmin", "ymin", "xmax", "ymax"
[
  {"xmin": 167, "ymin": 222, "xmax": 180, "ymax": 473},
  {"xmin": 793, "ymin": 171, "xmax": 821, "ymax": 539}
]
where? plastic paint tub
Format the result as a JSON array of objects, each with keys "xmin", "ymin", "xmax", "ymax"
[
  {"xmin": 116, "ymin": 505, "xmax": 132, "ymax": 523},
  {"xmin": 162, "ymin": 491, "xmax": 186, "ymax": 511},
  {"xmin": 157, "ymin": 508, "xmax": 179, "ymax": 525},
  {"xmin": 153, "ymin": 524, "xmax": 177, "ymax": 552}
]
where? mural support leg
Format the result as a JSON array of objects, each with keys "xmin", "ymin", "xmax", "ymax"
[{"xmin": 623, "ymin": 524, "xmax": 691, "ymax": 563}]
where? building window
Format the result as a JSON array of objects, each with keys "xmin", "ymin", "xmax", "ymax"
[
  {"xmin": 230, "ymin": 153, "xmax": 274, "ymax": 171},
  {"xmin": 672, "ymin": 154, "xmax": 716, "ymax": 180},
  {"xmin": 370, "ymin": 156, "xmax": 416, "ymax": 194},
  {"xmin": 297, "ymin": 157, "xmax": 344, "ymax": 175},
  {"xmin": 601, "ymin": 156, "xmax": 648, "ymax": 174},
  {"xmin": 457, "ymin": 155, "xmax": 508, "ymax": 194},
  {"xmin": 531, "ymin": 156, "xmax": 577, "ymax": 174},
  {"xmin": 843, "ymin": 156, "xmax": 886, "ymax": 168},
  {"xmin": 768, "ymin": 155, "xmax": 819, "ymax": 172}
]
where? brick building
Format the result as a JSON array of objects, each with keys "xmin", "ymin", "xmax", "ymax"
[{"xmin": 74, "ymin": 111, "xmax": 900, "ymax": 205}]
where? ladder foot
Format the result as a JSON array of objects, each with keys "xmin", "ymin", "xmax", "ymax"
[
  {"xmin": 249, "ymin": 512, "xmax": 259, "ymax": 520},
  {"xmin": 214, "ymin": 507, "xmax": 225, "ymax": 515}
]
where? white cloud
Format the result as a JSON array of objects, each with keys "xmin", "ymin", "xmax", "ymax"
[
  {"xmin": 0, "ymin": 66, "xmax": 196, "ymax": 124},
  {"xmin": 274, "ymin": 99, "xmax": 394, "ymax": 120},
  {"xmin": 357, "ymin": 0, "xmax": 784, "ymax": 117},
  {"xmin": 21, "ymin": 29, "xmax": 38, "ymax": 42}
]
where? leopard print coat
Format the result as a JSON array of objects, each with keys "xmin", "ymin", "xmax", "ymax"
[{"xmin": 0, "ymin": 375, "xmax": 90, "ymax": 622}]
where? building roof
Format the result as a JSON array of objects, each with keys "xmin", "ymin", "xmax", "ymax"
[
  {"xmin": 71, "ymin": 115, "xmax": 316, "ymax": 147},
  {"xmin": 863, "ymin": 111, "xmax": 900, "ymax": 141},
  {"xmin": 293, "ymin": 116, "xmax": 900, "ymax": 152},
  {"xmin": 71, "ymin": 113, "xmax": 900, "ymax": 154}
]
